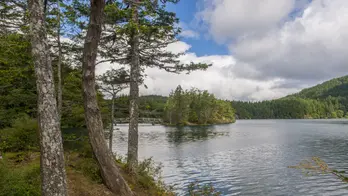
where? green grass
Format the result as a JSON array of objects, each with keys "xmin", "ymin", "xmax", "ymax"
[{"xmin": 0, "ymin": 152, "xmax": 41, "ymax": 196}]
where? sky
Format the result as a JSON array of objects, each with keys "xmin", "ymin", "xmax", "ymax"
[{"xmin": 97, "ymin": 0, "xmax": 348, "ymax": 101}]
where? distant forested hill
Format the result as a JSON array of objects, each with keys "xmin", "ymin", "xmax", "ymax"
[
  {"xmin": 288, "ymin": 76, "xmax": 348, "ymax": 99},
  {"xmin": 232, "ymin": 76, "xmax": 348, "ymax": 119}
]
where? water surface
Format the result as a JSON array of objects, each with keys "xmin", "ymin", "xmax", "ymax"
[{"xmin": 112, "ymin": 120, "xmax": 348, "ymax": 195}]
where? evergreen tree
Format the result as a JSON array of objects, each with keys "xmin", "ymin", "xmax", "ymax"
[{"xmin": 97, "ymin": 68, "xmax": 129, "ymax": 150}]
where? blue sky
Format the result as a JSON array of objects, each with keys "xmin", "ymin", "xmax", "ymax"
[
  {"xmin": 166, "ymin": 0, "xmax": 313, "ymax": 57},
  {"xmin": 167, "ymin": 1, "xmax": 229, "ymax": 56}
]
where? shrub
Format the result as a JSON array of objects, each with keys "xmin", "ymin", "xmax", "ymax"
[
  {"xmin": 135, "ymin": 158, "xmax": 163, "ymax": 189},
  {"xmin": 74, "ymin": 157, "xmax": 103, "ymax": 183},
  {"xmin": 0, "ymin": 115, "xmax": 39, "ymax": 152},
  {"xmin": 188, "ymin": 181, "xmax": 221, "ymax": 196},
  {"xmin": 0, "ymin": 153, "xmax": 41, "ymax": 196},
  {"xmin": 289, "ymin": 157, "xmax": 348, "ymax": 182}
]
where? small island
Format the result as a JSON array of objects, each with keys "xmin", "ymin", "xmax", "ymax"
[{"xmin": 163, "ymin": 85, "xmax": 236, "ymax": 126}]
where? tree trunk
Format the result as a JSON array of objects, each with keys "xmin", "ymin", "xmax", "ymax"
[
  {"xmin": 127, "ymin": 0, "xmax": 140, "ymax": 171},
  {"xmin": 28, "ymin": 0, "xmax": 67, "ymax": 195},
  {"xmin": 57, "ymin": 0, "xmax": 62, "ymax": 118},
  {"xmin": 109, "ymin": 95, "xmax": 115, "ymax": 150},
  {"xmin": 81, "ymin": 0, "xmax": 133, "ymax": 195}
]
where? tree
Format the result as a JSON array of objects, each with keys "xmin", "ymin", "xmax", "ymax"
[
  {"xmin": 56, "ymin": 0, "xmax": 63, "ymax": 118},
  {"xmin": 28, "ymin": 0, "xmax": 67, "ymax": 195},
  {"xmin": 81, "ymin": 0, "xmax": 133, "ymax": 195},
  {"xmin": 100, "ymin": 0, "xmax": 211, "ymax": 171},
  {"xmin": 97, "ymin": 68, "xmax": 129, "ymax": 150},
  {"xmin": 127, "ymin": 0, "xmax": 141, "ymax": 172},
  {"xmin": 66, "ymin": 0, "xmax": 210, "ymax": 172}
]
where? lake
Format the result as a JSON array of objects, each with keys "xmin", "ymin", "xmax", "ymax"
[{"xmin": 112, "ymin": 120, "xmax": 348, "ymax": 195}]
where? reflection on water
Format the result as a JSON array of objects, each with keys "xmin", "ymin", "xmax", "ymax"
[
  {"xmin": 113, "ymin": 120, "xmax": 348, "ymax": 195},
  {"xmin": 165, "ymin": 126, "xmax": 229, "ymax": 144}
]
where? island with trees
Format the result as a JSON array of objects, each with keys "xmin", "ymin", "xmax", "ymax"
[{"xmin": 163, "ymin": 85, "xmax": 235, "ymax": 125}]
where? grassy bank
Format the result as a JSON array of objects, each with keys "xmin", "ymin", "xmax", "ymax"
[
  {"xmin": 0, "ymin": 116, "xmax": 221, "ymax": 195},
  {"xmin": 0, "ymin": 150, "xmax": 174, "ymax": 196},
  {"xmin": 0, "ymin": 116, "xmax": 173, "ymax": 196}
]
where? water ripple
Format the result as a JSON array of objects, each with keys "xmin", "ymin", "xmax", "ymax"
[{"xmin": 113, "ymin": 120, "xmax": 348, "ymax": 195}]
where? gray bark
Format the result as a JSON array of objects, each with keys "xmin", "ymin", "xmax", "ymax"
[
  {"xmin": 28, "ymin": 0, "xmax": 67, "ymax": 195},
  {"xmin": 57, "ymin": 0, "xmax": 62, "ymax": 118},
  {"xmin": 81, "ymin": 0, "xmax": 133, "ymax": 195},
  {"xmin": 127, "ymin": 0, "xmax": 140, "ymax": 171},
  {"xmin": 109, "ymin": 95, "xmax": 115, "ymax": 150}
]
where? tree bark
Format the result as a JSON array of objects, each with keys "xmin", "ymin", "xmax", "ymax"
[
  {"xmin": 109, "ymin": 95, "xmax": 115, "ymax": 150},
  {"xmin": 81, "ymin": 0, "xmax": 133, "ymax": 195},
  {"xmin": 57, "ymin": 0, "xmax": 62, "ymax": 118},
  {"xmin": 28, "ymin": 0, "xmax": 67, "ymax": 195},
  {"xmin": 127, "ymin": 0, "xmax": 140, "ymax": 171}
]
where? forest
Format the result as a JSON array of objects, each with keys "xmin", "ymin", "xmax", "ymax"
[{"xmin": 232, "ymin": 75, "xmax": 348, "ymax": 119}]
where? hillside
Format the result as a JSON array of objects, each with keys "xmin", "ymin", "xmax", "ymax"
[
  {"xmin": 232, "ymin": 75, "xmax": 348, "ymax": 119},
  {"xmin": 289, "ymin": 75, "xmax": 348, "ymax": 99}
]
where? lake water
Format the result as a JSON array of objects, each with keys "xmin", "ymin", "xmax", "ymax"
[{"xmin": 112, "ymin": 120, "xmax": 348, "ymax": 195}]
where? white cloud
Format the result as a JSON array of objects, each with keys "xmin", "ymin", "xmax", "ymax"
[
  {"xmin": 97, "ymin": 41, "xmax": 299, "ymax": 101},
  {"xmin": 180, "ymin": 29, "xmax": 200, "ymax": 39},
  {"xmin": 193, "ymin": 0, "xmax": 348, "ymax": 98},
  {"xmin": 178, "ymin": 22, "xmax": 200, "ymax": 39},
  {"xmin": 197, "ymin": 0, "xmax": 297, "ymax": 41},
  {"xmin": 229, "ymin": 0, "xmax": 348, "ymax": 81}
]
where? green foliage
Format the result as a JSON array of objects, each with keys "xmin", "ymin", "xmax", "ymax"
[
  {"xmin": 0, "ymin": 115, "xmax": 38, "ymax": 152},
  {"xmin": 0, "ymin": 32, "xmax": 110, "ymax": 129},
  {"xmin": 290, "ymin": 75, "xmax": 348, "ymax": 99},
  {"xmin": 0, "ymin": 153, "xmax": 41, "ymax": 196},
  {"xmin": 164, "ymin": 85, "xmax": 235, "ymax": 125},
  {"xmin": 233, "ymin": 75, "xmax": 348, "ymax": 119},
  {"xmin": 99, "ymin": 0, "xmax": 210, "ymax": 77},
  {"xmin": 61, "ymin": 69, "xmax": 86, "ymax": 127},
  {"xmin": 0, "ymin": 34, "xmax": 36, "ymax": 128},
  {"xmin": 113, "ymin": 95, "xmax": 167, "ymax": 118},
  {"xmin": 188, "ymin": 181, "xmax": 221, "ymax": 196},
  {"xmin": 74, "ymin": 157, "xmax": 103, "ymax": 183},
  {"xmin": 134, "ymin": 158, "xmax": 163, "ymax": 189},
  {"xmin": 123, "ymin": 157, "xmax": 175, "ymax": 195}
]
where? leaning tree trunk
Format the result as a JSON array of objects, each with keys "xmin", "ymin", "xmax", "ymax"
[
  {"xmin": 127, "ymin": 0, "xmax": 140, "ymax": 172},
  {"xmin": 109, "ymin": 95, "xmax": 115, "ymax": 150},
  {"xmin": 81, "ymin": 0, "xmax": 133, "ymax": 195},
  {"xmin": 28, "ymin": 0, "xmax": 67, "ymax": 195}
]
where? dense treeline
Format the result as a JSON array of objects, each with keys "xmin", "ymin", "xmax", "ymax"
[
  {"xmin": 163, "ymin": 86, "xmax": 235, "ymax": 125},
  {"xmin": 112, "ymin": 95, "xmax": 167, "ymax": 119},
  {"xmin": 232, "ymin": 75, "xmax": 348, "ymax": 119}
]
